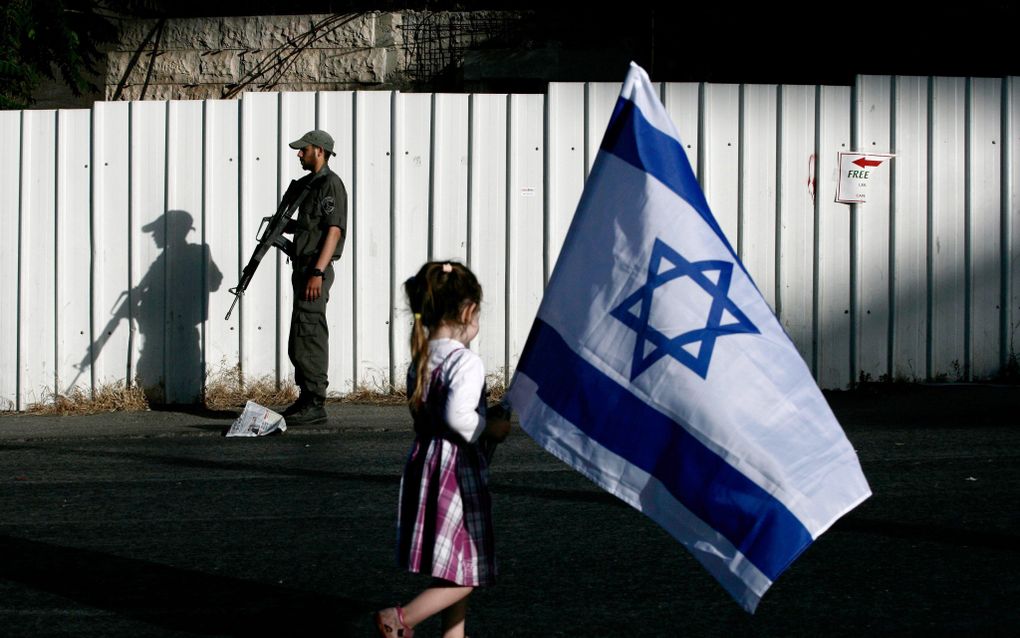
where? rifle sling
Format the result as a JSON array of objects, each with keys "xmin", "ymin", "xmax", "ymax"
[{"xmin": 281, "ymin": 170, "xmax": 329, "ymax": 218}]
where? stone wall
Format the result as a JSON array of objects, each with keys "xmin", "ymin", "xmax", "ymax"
[
  {"xmin": 106, "ymin": 13, "xmax": 401, "ymax": 100},
  {"xmin": 105, "ymin": 11, "xmax": 522, "ymax": 101}
]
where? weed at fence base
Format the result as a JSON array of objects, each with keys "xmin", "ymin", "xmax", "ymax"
[
  {"xmin": 25, "ymin": 382, "xmax": 149, "ymax": 416},
  {"xmin": 204, "ymin": 364, "xmax": 298, "ymax": 410},
  {"xmin": 335, "ymin": 369, "xmax": 509, "ymax": 405},
  {"xmin": 12, "ymin": 365, "xmax": 516, "ymax": 414}
]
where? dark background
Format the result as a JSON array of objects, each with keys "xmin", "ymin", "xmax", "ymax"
[
  {"xmin": 24, "ymin": 1, "xmax": 1018, "ymax": 108},
  {"xmin": 124, "ymin": 0, "xmax": 1020, "ymax": 87}
]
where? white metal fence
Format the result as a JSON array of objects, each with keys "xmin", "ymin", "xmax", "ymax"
[{"xmin": 2, "ymin": 75, "xmax": 1018, "ymax": 408}]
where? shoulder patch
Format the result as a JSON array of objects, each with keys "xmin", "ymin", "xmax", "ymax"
[{"xmin": 320, "ymin": 196, "xmax": 335, "ymax": 214}]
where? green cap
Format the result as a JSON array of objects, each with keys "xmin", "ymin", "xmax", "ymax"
[{"xmin": 289, "ymin": 129, "xmax": 335, "ymax": 156}]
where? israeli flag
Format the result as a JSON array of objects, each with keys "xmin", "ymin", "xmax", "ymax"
[{"xmin": 507, "ymin": 62, "xmax": 871, "ymax": 613}]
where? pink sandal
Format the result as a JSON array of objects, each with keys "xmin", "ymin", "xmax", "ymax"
[{"xmin": 374, "ymin": 606, "xmax": 414, "ymax": 637}]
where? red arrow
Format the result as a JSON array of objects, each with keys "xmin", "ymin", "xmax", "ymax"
[{"xmin": 852, "ymin": 157, "xmax": 883, "ymax": 168}]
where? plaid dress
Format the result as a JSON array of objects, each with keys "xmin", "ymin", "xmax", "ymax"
[{"xmin": 396, "ymin": 347, "xmax": 496, "ymax": 587}]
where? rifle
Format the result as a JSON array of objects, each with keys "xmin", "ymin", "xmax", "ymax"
[{"xmin": 224, "ymin": 173, "xmax": 324, "ymax": 320}]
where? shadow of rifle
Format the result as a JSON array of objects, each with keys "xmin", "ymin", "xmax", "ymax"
[{"xmin": 68, "ymin": 289, "xmax": 138, "ymax": 392}]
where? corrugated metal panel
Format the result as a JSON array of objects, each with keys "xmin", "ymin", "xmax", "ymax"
[
  {"xmin": 317, "ymin": 91, "xmax": 356, "ymax": 395},
  {"xmin": 354, "ymin": 91, "xmax": 393, "ymax": 391},
  {"xmin": 546, "ymin": 83, "xmax": 585, "ymax": 281},
  {"xmin": 21, "ymin": 110, "xmax": 58, "ymax": 406},
  {"xmin": 392, "ymin": 91, "xmax": 432, "ymax": 389},
  {"xmin": 890, "ymin": 76, "xmax": 929, "ymax": 381},
  {"xmin": 56, "ymin": 110, "xmax": 92, "ymax": 398},
  {"xmin": 585, "ymin": 83, "xmax": 621, "ymax": 174},
  {"xmin": 506, "ymin": 94, "xmax": 544, "ymax": 373},
  {"xmin": 4, "ymin": 75, "xmax": 1020, "ymax": 409},
  {"xmin": 661, "ymin": 83, "xmax": 700, "ymax": 180},
  {"xmin": 204, "ymin": 99, "xmax": 240, "ymax": 386},
  {"xmin": 0, "ymin": 111, "xmax": 20, "ymax": 409},
  {"xmin": 468, "ymin": 93, "xmax": 508, "ymax": 384},
  {"xmin": 738, "ymin": 83, "xmax": 779, "ymax": 311},
  {"xmin": 969, "ymin": 78, "xmax": 1003, "ymax": 378},
  {"xmin": 239, "ymin": 92, "xmax": 279, "ymax": 385},
  {"xmin": 702, "ymin": 83, "xmax": 740, "ymax": 244},
  {"xmin": 930, "ymin": 77, "xmax": 968, "ymax": 380},
  {"xmin": 816, "ymin": 86, "xmax": 853, "ymax": 390},
  {"xmin": 432, "ymin": 94, "xmax": 470, "ymax": 263},
  {"xmin": 777, "ymin": 85, "xmax": 817, "ymax": 370},
  {"xmin": 130, "ymin": 100, "xmax": 167, "ymax": 402},
  {"xmin": 91, "ymin": 102, "xmax": 131, "ymax": 394},
  {"xmin": 1010, "ymin": 78, "xmax": 1020, "ymax": 372},
  {"xmin": 166, "ymin": 100, "xmax": 204, "ymax": 403},
  {"xmin": 855, "ymin": 76, "xmax": 893, "ymax": 383}
]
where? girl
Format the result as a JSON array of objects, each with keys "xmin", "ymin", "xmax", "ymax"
[{"xmin": 375, "ymin": 261, "xmax": 511, "ymax": 638}]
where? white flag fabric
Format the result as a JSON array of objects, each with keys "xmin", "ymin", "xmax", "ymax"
[{"xmin": 506, "ymin": 62, "xmax": 871, "ymax": 613}]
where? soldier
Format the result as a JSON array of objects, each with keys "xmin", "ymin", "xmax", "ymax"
[{"xmin": 281, "ymin": 130, "xmax": 347, "ymax": 425}]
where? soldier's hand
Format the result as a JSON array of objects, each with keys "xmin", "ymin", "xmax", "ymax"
[{"xmin": 305, "ymin": 276, "xmax": 323, "ymax": 301}]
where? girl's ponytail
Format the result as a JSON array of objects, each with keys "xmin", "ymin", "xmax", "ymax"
[
  {"xmin": 408, "ymin": 310, "xmax": 430, "ymax": 408},
  {"xmin": 404, "ymin": 261, "xmax": 482, "ymax": 410}
]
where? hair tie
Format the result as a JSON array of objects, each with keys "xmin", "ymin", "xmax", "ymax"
[
  {"xmin": 413, "ymin": 313, "xmax": 421, "ymax": 321},
  {"xmin": 442, "ymin": 263, "xmax": 453, "ymax": 273}
]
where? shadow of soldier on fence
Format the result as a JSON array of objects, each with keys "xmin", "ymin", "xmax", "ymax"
[{"xmin": 78, "ymin": 209, "xmax": 222, "ymax": 405}]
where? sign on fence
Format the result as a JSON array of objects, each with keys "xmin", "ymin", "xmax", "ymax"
[{"xmin": 835, "ymin": 152, "xmax": 894, "ymax": 203}]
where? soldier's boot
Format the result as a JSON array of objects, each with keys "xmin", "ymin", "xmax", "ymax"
[
  {"xmin": 281, "ymin": 393, "xmax": 310, "ymax": 418},
  {"xmin": 286, "ymin": 395, "xmax": 327, "ymax": 425}
]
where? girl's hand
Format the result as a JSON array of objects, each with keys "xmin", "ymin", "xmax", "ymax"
[
  {"xmin": 484, "ymin": 403, "xmax": 512, "ymax": 442},
  {"xmin": 484, "ymin": 415, "xmax": 511, "ymax": 442}
]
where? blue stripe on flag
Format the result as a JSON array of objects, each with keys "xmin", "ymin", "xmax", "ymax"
[
  {"xmin": 601, "ymin": 97, "xmax": 740, "ymax": 264},
  {"xmin": 518, "ymin": 318, "xmax": 814, "ymax": 581}
]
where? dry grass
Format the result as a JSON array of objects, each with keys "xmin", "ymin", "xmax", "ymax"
[
  {"xmin": 338, "ymin": 387, "xmax": 407, "ymax": 405},
  {"xmin": 485, "ymin": 370, "xmax": 509, "ymax": 403},
  {"xmin": 8, "ymin": 364, "xmax": 513, "ymax": 415},
  {"xmin": 204, "ymin": 364, "xmax": 298, "ymax": 410},
  {"xmin": 337, "ymin": 369, "xmax": 509, "ymax": 405},
  {"xmin": 25, "ymin": 381, "xmax": 150, "ymax": 416},
  {"xmin": 337, "ymin": 374, "xmax": 407, "ymax": 405},
  {"xmin": 206, "ymin": 364, "xmax": 408, "ymax": 407}
]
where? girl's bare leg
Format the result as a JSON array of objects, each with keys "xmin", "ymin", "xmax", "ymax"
[
  {"xmin": 440, "ymin": 596, "xmax": 469, "ymax": 638},
  {"xmin": 400, "ymin": 583, "xmax": 473, "ymax": 628}
]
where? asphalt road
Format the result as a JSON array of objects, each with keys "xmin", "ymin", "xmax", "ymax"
[{"xmin": 0, "ymin": 385, "xmax": 1018, "ymax": 637}]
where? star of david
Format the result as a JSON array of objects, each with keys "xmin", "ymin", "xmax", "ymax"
[{"xmin": 610, "ymin": 238, "xmax": 760, "ymax": 380}]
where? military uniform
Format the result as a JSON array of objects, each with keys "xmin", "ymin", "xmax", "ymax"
[
  {"xmin": 288, "ymin": 163, "xmax": 347, "ymax": 402},
  {"xmin": 281, "ymin": 130, "xmax": 348, "ymax": 424}
]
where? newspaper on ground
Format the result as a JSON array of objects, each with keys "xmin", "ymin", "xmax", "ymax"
[{"xmin": 225, "ymin": 401, "xmax": 287, "ymax": 437}]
